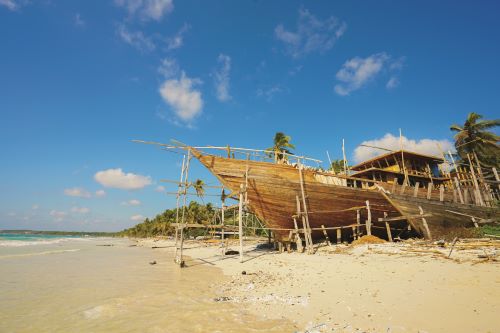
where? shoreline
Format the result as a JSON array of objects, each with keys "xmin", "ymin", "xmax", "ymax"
[{"xmin": 137, "ymin": 236, "xmax": 499, "ymax": 333}]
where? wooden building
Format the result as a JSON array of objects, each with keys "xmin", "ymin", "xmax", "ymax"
[{"xmin": 350, "ymin": 150, "xmax": 450, "ymax": 188}]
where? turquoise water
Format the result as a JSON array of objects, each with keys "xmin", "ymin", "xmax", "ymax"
[{"xmin": 0, "ymin": 233, "xmax": 83, "ymax": 247}]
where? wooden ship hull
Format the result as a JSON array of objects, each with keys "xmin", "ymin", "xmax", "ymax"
[
  {"xmin": 192, "ymin": 150, "xmax": 407, "ymax": 241},
  {"xmin": 191, "ymin": 149, "xmax": 499, "ymax": 241}
]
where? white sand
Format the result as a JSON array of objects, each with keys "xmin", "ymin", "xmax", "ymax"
[{"xmin": 140, "ymin": 237, "xmax": 499, "ymax": 333}]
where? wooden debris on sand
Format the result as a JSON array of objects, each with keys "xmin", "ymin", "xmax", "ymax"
[{"xmin": 351, "ymin": 235, "xmax": 386, "ymax": 245}]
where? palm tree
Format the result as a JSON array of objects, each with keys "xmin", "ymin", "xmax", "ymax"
[
  {"xmin": 192, "ymin": 179, "xmax": 205, "ymax": 198},
  {"xmin": 450, "ymin": 113, "xmax": 500, "ymax": 167},
  {"xmin": 266, "ymin": 132, "xmax": 296, "ymax": 163},
  {"xmin": 329, "ymin": 159, "xmax": 344, "ymax": 173}
]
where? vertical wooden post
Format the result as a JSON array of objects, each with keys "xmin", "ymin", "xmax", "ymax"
[
  {"xmin": 426, "ymin": 183, "xmax": 433, "ymax": 200},
  {"xmin": 365, "ymin": 200, "xmax": 372, "ymax": 236},
  {"xmin": 418, "ymin": 206, "xmax": 432, "ymax": 240},
  {"xmin": 400, "ymin": 183, "xmax": 406, "ymax": 195},
  {"xmin": 391, "ymin": 178, "xmax": 398, "ymax": 193},
  {"xmin": 492, "ymin": 168, "xmax": 500, "ymax": 191},
  {"xmin": 178, "ymin": 150, "xmax": 192, "ymax": 267},
  {"xmin": 356, "ymin": 209, "xmax": 360, "ymax": 238},
  {"xmin": 238, "ymin": 184, "xmax": 244, "ymax": 263},
  {"xmin": 321, "ymin": 225, "xmax": 332, "ymax": 247},
  {"xmin": 336, "ymin": 228, "xmax": 341, "ymax": 244},
  {"xmin": 351, "ymin": 226, "xmax": 357, "ymax": 240},
  {"xmin": 464, "ymin": 188, "xmax": 470, "ymax": 204},
  {"xmin": 384, "ymin": 212, "xmax": 393, "ymax": 242},
  {"xmin": 221, "ymin": 201, "xmax": 225, "ymax": 254},
  {"xmin": 454, "ymin": 178, "xmax": 464, "ymax": 204},
  {"xmin": 467, "ymin": 153, "xmax": 485, "ymax": 206},
  {"xmin": 298, "ymin": 162, "xmax": 314, "ymax": 254},
  {"xmin": 439, "ymin": 185, "xmax": 444, "ymax": 202},
  {"xmin": 174, "ymin": 155, "xmax": 186, "ymax": 258},
  {"xmin": 413, "ymin": 182, "xmax": 420, "ymax": 197}
]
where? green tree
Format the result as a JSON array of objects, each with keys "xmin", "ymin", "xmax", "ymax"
[
  {"xmin": 192, "ymin": 179, "xmax": 205, "ymax": 198},
  {"xmin": 450, "ymin": 113, "xmax": 500, "ymax": 167},
  {"xmin": 266, "ymin": 132, "xmax": 296, "ymax": 162},
  {"xmin": 329, "ymin": 159, "xmax": 344, "ymax": 173}
]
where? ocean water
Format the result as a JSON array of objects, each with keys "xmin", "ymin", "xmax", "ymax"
[
  {"xmin": 0, "ymin": 236, "xmax": 294, "ymax": 333},
  {"xmin": 0, "ymin": 233, "xmax": 83, "ymax": 247}
]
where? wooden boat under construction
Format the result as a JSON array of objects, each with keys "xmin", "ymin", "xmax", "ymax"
[{"xmin": 187, "ymin": 146, "xmax": 499, "ymax": 242}]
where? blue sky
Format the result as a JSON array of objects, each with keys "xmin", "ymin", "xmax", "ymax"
[{"xmin": 1, "ymin": 0, "xmax": 499, "ymax": 231}]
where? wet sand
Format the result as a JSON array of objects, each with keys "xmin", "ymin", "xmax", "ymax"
[
  {"xmin": 141, "ymin": 237, "xmax": 500, "ymax": 333},
  {"xmin": 0, "ymin": 237, "xmax": 294, "ymax": 333}
]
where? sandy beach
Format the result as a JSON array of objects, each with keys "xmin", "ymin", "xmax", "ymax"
[{"xmin": 139, "ymin": 236, "xmax": 499, "ymax": 333}]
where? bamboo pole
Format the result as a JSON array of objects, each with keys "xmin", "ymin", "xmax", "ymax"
[
  {"xmin": 454, "ymin": 177, "xmax": 464, "ymax": 204},
  {"xmin": 384, "ymin": 212, "xmax": 393, "ymax": 242},
  {"xmin": 174, "ymin": 155, "xmax": 186, "ymax": 258},
  {"xmin": 298, "ymin": 161, "xmax": 314, "ymax": 253},
  {"xmin": 418, "ymin": 206, "xmax": 432, "ymax": 240},
  {"xmin": 365, "ymin": 200, "xmax": 372, "ymax": 236},
  {"xmin": 238, "ymin": 184, "xmax": 244, "ymax": 263},
  {"xmin": 178, "ymin": 149, "xmax": 192, "ymax": 267},
  {"xmin": 467, "ymin": 153, "xmax": 485, "ymax": 206}
]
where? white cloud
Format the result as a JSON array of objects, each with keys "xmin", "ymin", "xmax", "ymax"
[
  {"xmin": 32, "ymin": 204, "xmax": 39, "ymax": 210},
  {"xmin": 117, "ymin": 23, "xmax": 155, "ymax": 52},
  {"xmin": 64, "ymin": 187, "xmax": 92, "ymax": 198},
  {"xmin": 334, "ymin": 53, "xmax": 389, "ymax": 96},
  {"xmin": 275, "ymin": 8, "xmax": 346, "ymax": 58},
  {"xmin": 7, "ymin": 212, "xmax": 16, "ymax": 217},
  {"xmin": 115, "ymin": 0, "xmax": 174, "ymax": 21},
  {"xmin": 214, "ymin": 54, "xmax": 231, "ymax": 102},
  {"xmin": 0, "ymin": 0, "xmax": 20, "ymax": 11},
  {"xmin": 71, "ymin": 207, "xmax": 90, "ymax": 214},
  {"xmin": 256, "ymin": 84, "xmax": 284, "ymax": 101},
  {"xmin": 155, "ymin": 185, "xmax": 165, "ymax": 192},
  {"xmin": 74, "ymin": 13, "xmax": 85, "ymax": 27},
  {"xmin": 130, "ymin": 214, "xmax": 145, "ymax": 221},
  {"xmin": 353, "ymin": 133, "xmax": 455, "ymax": 163},
  {"xmin": 94, "ymin": 168, "xmax": 152, "ymax": 190},
  {"xmin": 49, "ymin": 210, "xmax": 67, "ymax": 222},
  {"xmin": 165, "ymin": 23, "xmax": 189, "ymax": 50},
  {"xmin": 386, "ymin": 77, "xmax": 399, "ymax": 89},
  {"xmin": 121, "ymin": 199, "xmax": 141, "ymax": 206},
  {"xmin": 158, "ymin": 57, "xmax": 179, "ymax": 78},
  {"xmin": 95, "ymin": 190, "xmax": 106, "ymax": 197},
  {"xmin": 334, "ymin": 53, "xmax": 405, "ymax": 95},
  {"xmin": 159, "ymin": 72, "xmax": 203, "ymax": 122}
]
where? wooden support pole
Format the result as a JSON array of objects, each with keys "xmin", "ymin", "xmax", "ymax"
[
  {"xmin": 413, "ymin": 182, "xmax": 420, "ymax": 197},
  {"xmin": 391, "ymin": 178, "xmax": 398, "ymax": 193},
  {"xmin": 336, "ymin": 228, "xmax": 341, "ymax": 244},
  {"xmin": 238, "ymin": 184, "xmax": 244, "ymax": 263},
  {"xmin": 493, "ymin": 168, "xmax": 500, "ymax": 191},
  {"xmin": 321, "ymin": 225, "xmax": 332, "ymax": 247},
  {"xmin": 365, "ymin": 200, "xmax": 372, "ymax": 236},
  {"xmin": 427, "ymin": 183, "xmax": 433, "ymax": 200},
  {"xmin": 296, "ymin": 195, "xmax": 308, "ymax": 250},
  {"xmin": 221, "ymin": 201, "xmax": 225, "ymax": 253},
  {"xmin": 178, "ymin": 150, "xmax": 192, "ymax": 267},
  {"xmin": 439, "ymin": 185, "xmax": 444, "ymax": 202},
  {"xmin": 467, "ymin": 153, "xmax": 485, "ymax": 206},
  {"xmin": 400, "ymin": 183, "xmax": 406, "ymax": 195},
  {"xmin": 298, "ymin": 162, "xmax": 314, "ymax": 254},
  {"xmin": 454, "ymin": 178, "xmax": 464, "ymax": 204},
  {"xmin": 174, "ymin": 155, "xmax": 186, "ymax": 258},
  {"xmin": 418, "ymin": 206, "xmax": 432, "ymax": 240},
  {"xmin": 351, "ymin": 226, "xmax": 357, "ymax": 240},
  {"xmin": 384, "ymin": 212, "xmax": 393, "ymax": 242},
  {"xmin": 356, "ymin": 209, "xmax": 360, "ymax": 239}
]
